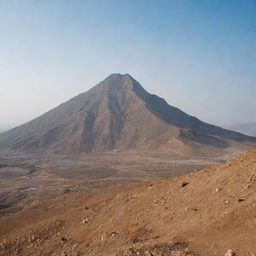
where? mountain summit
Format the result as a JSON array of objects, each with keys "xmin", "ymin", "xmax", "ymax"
[{"xmin": 0, "ymin": 74, "xmax": 255, "ymax": 156}]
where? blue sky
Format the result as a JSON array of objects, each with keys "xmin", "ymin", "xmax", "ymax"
[{"xmin": 0, "ymin": 0, "xmax": 255, "ymax": 131}]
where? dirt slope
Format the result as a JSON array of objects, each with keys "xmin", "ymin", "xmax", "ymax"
[
  {"xmin": 1, "ymin": 150, "xmax": 256, "ymax": 256},
  {"xmin": 0, "ymin": 74, "xmax": 255, "ymax": 156}
]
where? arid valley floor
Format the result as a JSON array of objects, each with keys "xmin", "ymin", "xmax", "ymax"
[
  {"xmin": 1, "ymin": 149, "xmax": 256, "ymax": 255},
  {"xmin": 0, "ymin": 151, "xmax": 225, "ymax": 218}
]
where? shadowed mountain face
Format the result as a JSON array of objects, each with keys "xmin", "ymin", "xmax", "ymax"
[{"xmin": 0, "ymin": 74, "xmax": 255, "ymax": 156}]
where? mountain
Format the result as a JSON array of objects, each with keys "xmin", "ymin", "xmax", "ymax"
[
  {"xmin": 225, "ymin": 122, "xmax": 256, "ymax": 137},
  {"xmin": 0, "ymin": 73, "xmax": 255, "ymax": 156}
]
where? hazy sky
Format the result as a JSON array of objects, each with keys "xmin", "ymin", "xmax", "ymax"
[{"xmin": 0, "ymin": 0, "xmax": 256, "ymax": 131}]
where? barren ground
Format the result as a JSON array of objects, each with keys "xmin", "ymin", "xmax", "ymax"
[
  {"xmin": 0, "ymin": 151, "xmax": 226, "ymax": 217},
  {"xmin": 0, "ymin": 150, "xmax": 256, "ymax": 255}
]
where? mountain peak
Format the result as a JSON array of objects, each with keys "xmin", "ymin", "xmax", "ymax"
[
  {"xmin": 0, "ymin": 74, "xmax": 255, "ymax": 155},
  {"xmin": 108, "ymin": 73, "xmax": 132, "ymax": 77},
  {"xmin": 103, "ymin": 73, "xmax": 134, "ymax": 84},
  {"xmin": 104, "ymin": 73, "xmax": 133, "ymax": 81},
  {"xmin": 92, "ymin": 73, "xmax": 142, "ymax": 94}
]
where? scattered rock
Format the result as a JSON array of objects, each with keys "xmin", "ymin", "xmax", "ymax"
[
  {"xmin": 28, "ymin": 234, "xmax": 35, "ymax": 242},
  {"xmin": 110, "ymin": 231, "xmax": 118, "ymax": 237},
  {"xmin": 225, "ymin": 249, "xmax": 236, "ymax": 256},
  {"xmin": 181, "ymin": 182, "xmax": 189, "ymax": 188},
  {"xmin": 118, "ymin": 242, "xmax": 197, "ymax": 255},
  {"xmin": 185, "ymin": 207, "xmax": 199, "ymax": 212},
  {"xmin": 82, "ymin": 218, "xmax": 89, "ymax": 224},
  {"xmin": 63, "ymin": 188, "xmax": 72, "ymax": 195},
  {"xmin": 60, "ymin": 235, "xmax": 67, "ymax": 242},
  {"xmin": 243, "ymin": 184, "xmax": 251, "ymax": 190},
  {"xmin": 148, "ymin": 184, "xmax": 154, "ymax": 189}
]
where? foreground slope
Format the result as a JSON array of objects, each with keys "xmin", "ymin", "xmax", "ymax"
[
  {"xmin": 1, "ymin": 150, "xmax": 256, "ymax": 255},
  {"xmin": 0, "ymin": 73, "xmax": 255, "ymax": 156}
]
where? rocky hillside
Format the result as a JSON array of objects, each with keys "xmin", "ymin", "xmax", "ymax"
[
  {"xmin": 1, "ymin": 150, "xmax": 256, "ymax": 255},
  {"xmin": 0, "ymin": 74, "xmax": 255, "ymax": 157}
]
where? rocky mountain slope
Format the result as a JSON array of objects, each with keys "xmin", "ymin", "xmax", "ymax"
[
  {"xmin": 226, "ymin": 122, "xmax": 256, "ymax": 137},
  {"xmin": 0, "ymin": 73, "xmax": 255, "ymax": 156},
  {"xmin": 1, "ymin": 150, "xmax": 256, "ymax": 255}
]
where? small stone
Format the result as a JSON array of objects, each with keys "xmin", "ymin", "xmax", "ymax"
[
  {"xmin": 110, "ymin": 231, "xmax": 118, "ymax": 237},
  {"xmin": 28, "ymin": 234, "xmax": 35, "ymax": 242},
  {"xmin": 185, "ymin": 207, "xmax": 199, "ymax": 212},
  {"xmin": 225, "ymin": 249, "xmax": 236, "ymax": 256},
  {"xmin": 216, "ymin": 188, "xmax": 222, "ymax": 192},
  {"xmin": 238, "ymin": 198, "xmax": 245, "ymax": 202},
  {"xmin": 60, "ymin": 236, "xmax": 67, "ymax": 242},
  {"xmin": 63, "ymin": 188, "xmax": 71, "ymax": 195},
  {"xmin": 224, "ymin": 200, "xmax": 229, "ymax": 204},
  {"xmin": 244, "ymin": 184, "xmax": 251, "ymax": 189},
  {"xmin": 181, "ymin": 182, "xmax": 189, "ymax": 187},
  {"xmin": 82, "ymin": 218, "xmax": 89, "ymax": 224}
]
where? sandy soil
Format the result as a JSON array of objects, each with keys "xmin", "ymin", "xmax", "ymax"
[
  {"xmin": 0, "ymin": 152, "xmax": 224, "ymax": 216},
  {"xmin": 0, "ymin": 150, "xmax": 256, "ymax": 255}
]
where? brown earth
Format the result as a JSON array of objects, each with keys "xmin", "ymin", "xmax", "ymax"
[
  {"xmin": 0, "ymin": 151, "xmax": 222, "ymax": 217},
  {"xmin": 1, "ymin": 150, "xmax": 256, "ymax": 256}
]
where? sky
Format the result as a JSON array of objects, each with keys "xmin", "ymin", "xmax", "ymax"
[{"xmin": 0, "ymin": 0, "xmax": 256, "ymax": 132}]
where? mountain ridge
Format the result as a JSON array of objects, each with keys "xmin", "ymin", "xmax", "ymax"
[
  {"xmin": 0, "ymin": 73, "xmax": 255, "ymax": 156},
  {"xmin": 225, "ymin": 122, "xmax": 256, "ymax": 137}
]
